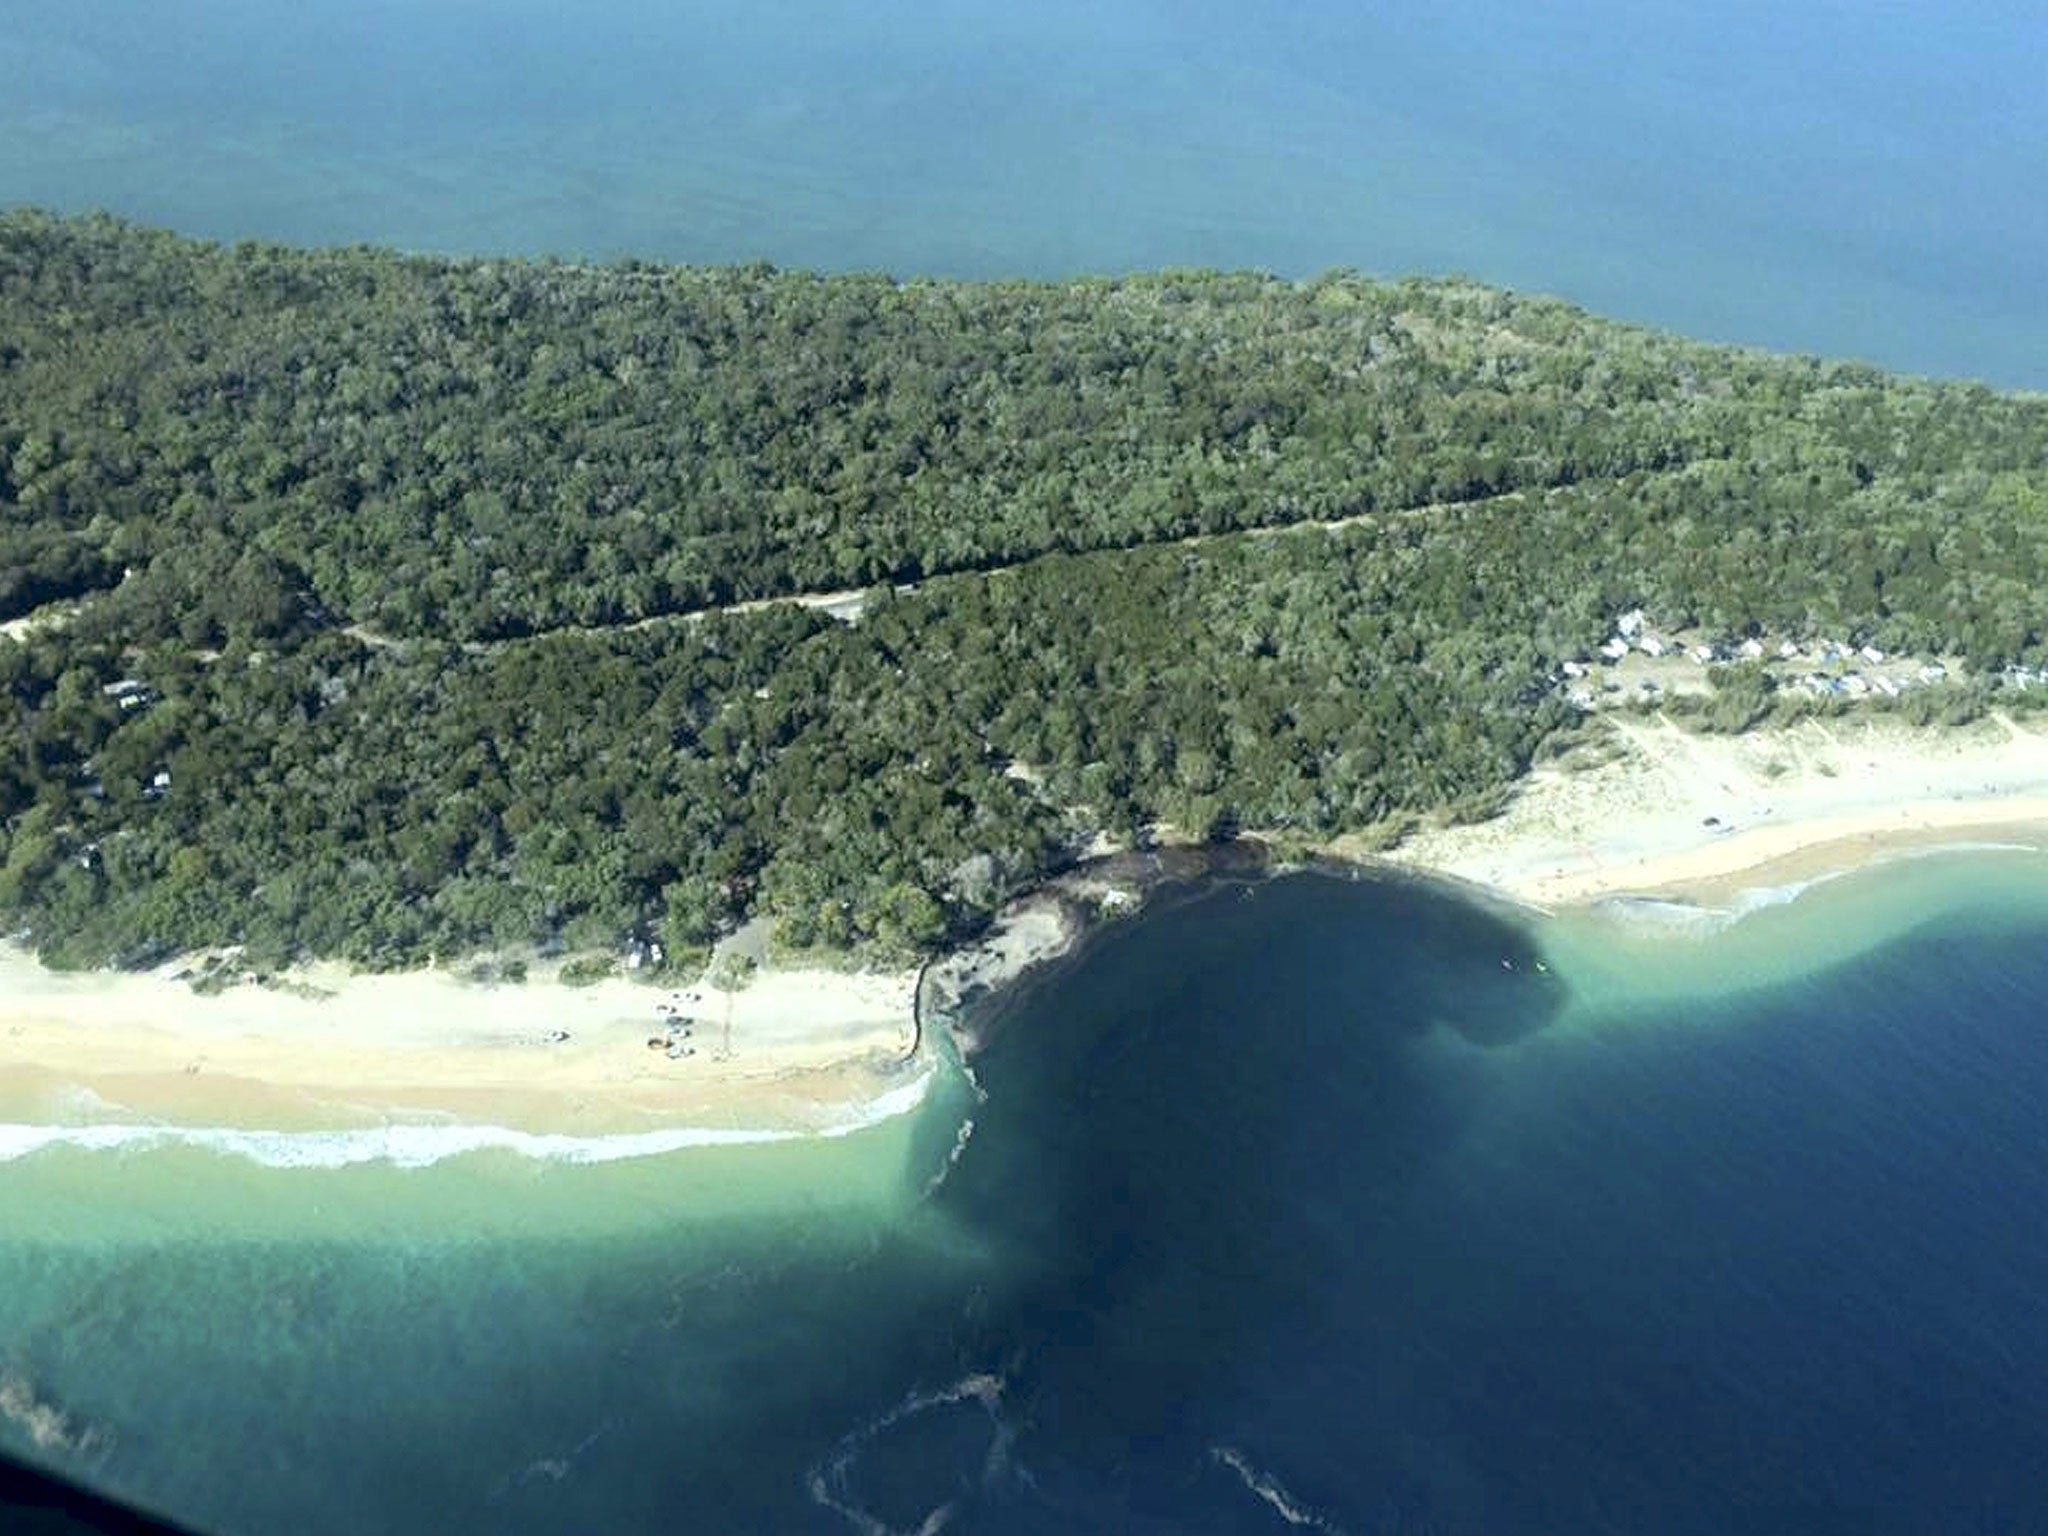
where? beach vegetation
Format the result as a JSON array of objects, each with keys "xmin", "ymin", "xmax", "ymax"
[
  {"xmin": 557, "ymin": 955, "xmax": 618, "ymax": 987},
  {"xmin": 1700, "ymin": 661, "xmax": 1777, "ymax": 732}
]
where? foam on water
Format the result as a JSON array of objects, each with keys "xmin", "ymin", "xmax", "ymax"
[
  {"xmin": 0, "ymin": 1067, "xmax": 936, "ymax": 1168},
  {"xmin": 1541, "ymin": 847, "xmax": 2048, "ymax": 1020},
  {"xmin": 805, "ymin": 1371, "xmax": 1013, "ymax": 1536},
  {"xmin": 11, "ymin": 864, "xmax": 2048, "ymax": 1532},
  {"xmin": 1574, "ymin": 874, "xmax": 1850, "ymax": 946},
  {"xmin": 1581, "ymin": 844, "xmax": 2044, "ymax": 944},
  {"xmin": 1209, "ymin": 1445, "xmax": 1348, "ymax": 1533}
]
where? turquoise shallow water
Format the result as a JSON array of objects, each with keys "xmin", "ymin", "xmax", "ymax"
[
  {"xmin": 7, "ymin": 852, "xmax": 2048, "ymax": 1532},
  {"xmin": 8, "ymin": 9, "xmax": 2048, "ymax": 1521},
  {"xmin": 3, "ymin": 0, "xmax": 2044, "ymax": 385},
  {"xmin": 0, "ymin": 1087, "xmax": 985, "ymax": 1531}
]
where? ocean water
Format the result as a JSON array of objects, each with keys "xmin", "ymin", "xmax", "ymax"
[
  {"xmin": 9, "ymin": 10, "xmax": 2048, "ymax": 1525},
  {"xmin": 4, "ymin": 0, "xmax": 2046, "ymax": 386},
  {"xmin": 8, "ymin": 856, "xmax": 2048, "ymax": 1532}
]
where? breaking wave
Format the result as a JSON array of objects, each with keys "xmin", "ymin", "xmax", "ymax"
[
  {"xmin": 1589, "ymin": 884, "xmax": 1826, "ymax": 936},
  {"xmin": 1595, "ymin": 843, "xmax": 2047, "ymax": 938},
  {"xmin": 0, "ymin": 1069, "xmax": 935, "ymax": 1169}
]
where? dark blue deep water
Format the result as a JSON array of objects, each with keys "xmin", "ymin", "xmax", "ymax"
[
  {"xmin": 907, "ymin": 870, "xmax": 2048, "ymax": 1534},
  {"xmin": 6, "ymin": 6, "xmax": 2047, "ymax": 1519},
  {"xmin": 8, "ymin": 863, "xmax": 2048, "ymax": 1533}
]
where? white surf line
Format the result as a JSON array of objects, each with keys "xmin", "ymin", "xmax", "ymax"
[
  {"xmin": 0, "ymin": 1121, "xmax": 797, "ymax": 1169},
  {"xmin": 1587, "ymin": 839, "xmax": 2048, "ymax": 936},
  {"xmin": 0, "ymin": 1068, "xmax": 937, "ymax": 1169}
]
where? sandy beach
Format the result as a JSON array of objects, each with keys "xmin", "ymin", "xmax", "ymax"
[
  {"xmin": 1381, "ymin": 711, "xmax": 2048, "ymax": 908},
  {"xmin": 0, "ymin": 951, "xmax": 920, "ymax": 1137},
  {"xmin": 7, "ymin": 709, "xmax": 2048, "ymax": 1143}
]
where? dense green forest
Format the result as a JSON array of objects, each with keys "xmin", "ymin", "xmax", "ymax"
[{"xmin": 2, "ymin": 212, "xmax": 2045, "ymax": 970}]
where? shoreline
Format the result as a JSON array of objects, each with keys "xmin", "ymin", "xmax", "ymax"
[
  {"xmin": 1375, "ymin": 711, "xmax": 2048, "ymax": 910},
  {"xmin": 4, "ymin": 713, "xmax": 2047, "ymax": 1154},
  {"xmin": 0, "ymin": 952, "xmax": 927, "ymax": 1144}
]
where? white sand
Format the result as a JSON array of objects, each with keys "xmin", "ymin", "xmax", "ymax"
[
  {"xmin": 0, "ymin": 950, "xmax": 917, "ymax": 1134},
  {"xmin": 10, "ymin": 710, "xmax": 2048, "ymax": 1134},
  {"xmin": 1383, "ymin": 711, "xmax": 2048, "ymax": 907}
]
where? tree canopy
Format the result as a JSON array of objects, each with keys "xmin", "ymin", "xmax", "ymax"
[{"xmin": 3, "ymin": 213, "xmax": 2044, "ymax": 970}]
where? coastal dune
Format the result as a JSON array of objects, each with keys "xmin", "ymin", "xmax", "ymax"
[{"xmin": 1383, "ymin": 712, "xmax": 2048, "ymax": 907}]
